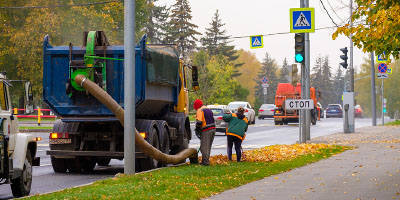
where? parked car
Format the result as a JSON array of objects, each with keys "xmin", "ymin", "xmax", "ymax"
[
  {"xmin": 325, "ymin": 104, "xmax": 343, "ymax": 118},
  {"xmin": 355, "ymin": 104, "xmax": 363, "ymax": 118},
  {"xmin": 227, "ymin": 101, "xmax": 256, "ymax": 124},
  {"xmin": 317, "ymin": 102, "xmax": 324, "ymax": 119},
  {"xmin": 207, "ymin": 105, "xmax": 228, "ymax": 134},
  {"xmin": 258, "ymin": 104, "xmax": 275, "ymax": 119}
]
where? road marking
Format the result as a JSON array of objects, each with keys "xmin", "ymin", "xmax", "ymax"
[{"xmin": 38, "ymin": 143, "xmax": 49, "ymax": 147}]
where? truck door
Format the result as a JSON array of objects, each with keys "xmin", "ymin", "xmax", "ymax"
[{"xmin": 0, "ymin": 81, "xmax": 17, "ymax": 151}]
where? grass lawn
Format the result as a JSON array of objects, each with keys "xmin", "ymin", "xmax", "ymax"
[
  {"xmin": 385, "ymin": 120, "xmax": 400, "ymax": 126},
  {"xmin": 17, "ymin": 117, "xmax": 56, "ymax": 122},
  {"xmin": 27, "ymin": 145, "xmax": 349, "ymax": 200},
  {"xmin": 19, "ymin": 126, "xmax": 53, "ymax": 130}
]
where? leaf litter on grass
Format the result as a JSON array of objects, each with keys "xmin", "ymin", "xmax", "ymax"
[{"xmin": 200, "ymin": 143, "xmax": 341, "ymax": 165}]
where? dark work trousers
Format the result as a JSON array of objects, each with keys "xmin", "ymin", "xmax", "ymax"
[
  {"xmin": 227, "ymin": 135, "xmax": 243, "ymax": 162},
  {"xmin": 200, "ymin": 129, "xmax": 216, "ymax": 165}
]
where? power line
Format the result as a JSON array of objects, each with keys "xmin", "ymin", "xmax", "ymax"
[
  {"xmin": 319, "ymin": 0, "xmax": 340, "ymax": 27},
  {"xmin": 229, "ymin": 25, "xmax": 338, "ymax": 40},
  {"xmin": 0, "ymin": 1, "xmax": 122, "ymax": 9}
]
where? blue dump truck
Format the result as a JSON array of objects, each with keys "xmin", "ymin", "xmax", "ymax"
[{"xmin": 43, "ymin": 31, "xmax": 199, "ymax": 172}]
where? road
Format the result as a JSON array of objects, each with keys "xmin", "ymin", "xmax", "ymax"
[{"xmin": 0, "ymin": 117, "xmax": 389, "ymax": 199}]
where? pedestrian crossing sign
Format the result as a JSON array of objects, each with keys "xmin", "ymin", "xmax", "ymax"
[
  {"xmin": 290, "ymin": 8, "xmax": 315, "ymax": 33},
  {"xmin": 376, "ymin": 52, "xmax": 388, "ymax": 63},
  {"xmin": 250, "ymin": 35, "xmax": 263, "ymax": 49}
]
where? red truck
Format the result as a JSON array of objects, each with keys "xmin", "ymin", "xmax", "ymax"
[{"xmin": 273, "ymin": 83, "xmax": 319, "ymax": 125}]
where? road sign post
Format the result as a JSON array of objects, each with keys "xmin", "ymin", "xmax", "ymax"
[{"xmin": 291, "ymin": 1, "xmax": 314, "ymax": 143}]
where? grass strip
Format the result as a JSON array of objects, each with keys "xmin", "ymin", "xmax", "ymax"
[
  {"xmin": 28, "ymin": 145, "xmax": 349, "ymax": 200},
  {"xmin": 19, "ymin": 126, "xmax": 53, "ymax": 130},
  {"xmin": 385, "ymin": 120, "xmax": 400, "ymax": 126}
]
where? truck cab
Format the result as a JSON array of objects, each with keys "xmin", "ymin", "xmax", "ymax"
[{"xmin": 0, "ymin": 72, "xmax": 40, "ymax": 197}]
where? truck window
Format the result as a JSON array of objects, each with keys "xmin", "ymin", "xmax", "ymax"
[{"xmin": 0, "ymin": 82, "xmax": 8, "ymax": 111}]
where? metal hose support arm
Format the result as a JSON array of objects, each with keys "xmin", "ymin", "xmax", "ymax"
[{"xmin": 74, "ymin": 74, "xmax": 197, "ymax": 164}]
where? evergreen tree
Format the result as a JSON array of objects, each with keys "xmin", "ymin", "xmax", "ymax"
[
  {"xmin": 278, "ymin": 58, "xmax": 290, "ymax": 83},
  {"xmin": 146, "ymin": 1, "xmax": 170, "ymax": 43},
  {"xmin": 167, "ymin": 0, "xmax": 200, "ymax": 57},
  {"xmin": 200, "ymin": 10, "xmax": 241, "ymax": 76},
  {"xmin": 254, "ymin": 52, "xmax": 279, "ymax": 104},
  {"xmin": 333, "ymin": 65, "xmax": 345, "ymax": 105}
]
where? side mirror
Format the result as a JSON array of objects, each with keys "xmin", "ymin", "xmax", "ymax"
[
  {"xmin": 24, "ymin": 82, "xmax": 34, "ymax": 114},
  {"xmin": 192, "ymin": 66, "xmax": 199, "ymax": 91}
]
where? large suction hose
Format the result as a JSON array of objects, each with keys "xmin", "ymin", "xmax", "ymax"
[{"xmin": 74, "ymin": 74, "xmax": 198, "ymax": 165}]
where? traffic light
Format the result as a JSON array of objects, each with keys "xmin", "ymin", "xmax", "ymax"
[
  {"xmin": 290, "ymin": 64, "xmax": 299, "ymax": 85},
  {"xmin": 340, "ymin": 47, "xmax": 348, "ymax": 69},
  {"xmin": 294, "ymin": 33, "xmax": 305, "ymax": 63}
]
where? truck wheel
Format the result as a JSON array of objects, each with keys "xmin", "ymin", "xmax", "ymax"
[
  {"xmin": 140, "ymin": 127, "xmax": 160, "ymax": 171},
  {"xmin": 67, "ymin": 158, "xmax": 82, "ymax": 173},
  {"xmin": 274, "ymin": 120, "xmax": 279, "ymax": 125},
  {"xmin": 97, "ymin": 158, "xmax": 111, "ymax": 166},
  {"xmin": 11, "ymin": 149, "xmax": 32, "ymax": 197},
  {"xmin": 51, "ymin": 156, "xmax": 67, "ymax": 173},
  {"xmin": 82, "ymin": 158, "xmax": 96, "ymax": 172}
]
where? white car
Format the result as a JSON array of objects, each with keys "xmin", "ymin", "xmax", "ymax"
[{"xmin": 227, "ymin": 101, "xmax": 256, "ymax": 124}]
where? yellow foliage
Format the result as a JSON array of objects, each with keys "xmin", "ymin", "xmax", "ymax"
[{"xmin": 200, "ymin": 143, "xmax": 334, "ymax": 165}]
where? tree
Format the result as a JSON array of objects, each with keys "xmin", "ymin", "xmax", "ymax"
[
  {"xmin": 234, "ymin": 50, "xmax": 261, "ymax": 106},
  {"xmin": 278, "ymin": 58, "xmax": 290, "ymax": 84},
  {"xmin": 167, "ymin": 0, "xmax": 200, "ymax": 57},
  {"xmin": 332, "ymin": 65, "xmax": 345, "ymax": 104},
  {"xmin": 333, "ymin": 1, "xmax": 400, "ymax": 60},
  {"xmin": 200, "ymin": 9, "xmax": 241, "ymax": 76},
  {"xmin": 189, "ymin": 51, "xmax": 246, "ymax": 108},
  {"xmin": 145, "ymin": 1, "xmax": 170, "ymax": 43},
  {"xmin": 254, "ymin": 52, "xmax": 279, "ymax": 105}
]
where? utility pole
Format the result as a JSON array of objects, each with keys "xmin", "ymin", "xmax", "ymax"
[
  {"xmin": 124, "ymin": 0, "xmax": 136, "ymax": 174},
  {"xmin": 304, "ymin": 0, "xmax": 311, "ymax": 140},
  {"xmin": 371, "ymin": 52, "xmax": 377, "ymax": 126},
  {"xmin": 348, "ymin": 0, "xmax": 355, "ymax": 133},
  {"xmin": 299, "ymin": 0, "xmax": 307, "ymax": 143}
]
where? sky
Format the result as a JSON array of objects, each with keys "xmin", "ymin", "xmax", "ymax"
[{"xmin": 157, "ymin": 0, "xmax": 370, "ymax": 74}]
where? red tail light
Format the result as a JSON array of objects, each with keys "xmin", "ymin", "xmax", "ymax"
[
  {"xmin": 259, "ymin": 109, "xmax": 264, "ymax": 112},
  {"xmin": 275, "ymin": 110, "xmax": 281, "ymax": 114},
  {"xmin": 217, "ymin": 117, "xmax": 223, "ymax": 120},
  {"xmin": 245, "ymin": 109, "xmax": 248, "ymax": 112},
  {"xmin": 270, "ymin": 109, "xmax": 274, "ymax": 111},
  {"xmin": 50, "ymin": 132, "xmax": 69, "ymax": 139}
]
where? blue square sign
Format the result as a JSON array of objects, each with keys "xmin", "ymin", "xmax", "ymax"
[
  {"xmin": 250, "ymin": 35, "xmax": 263, "ymax": 49},
  {"xmin": 290, "ymin": 8, "xmax": 315, "ymax": 33}
]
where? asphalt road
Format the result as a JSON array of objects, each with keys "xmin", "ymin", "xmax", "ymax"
[{"xmin": 0, "ymin": 117, "xmax": 390, "ymax": 199}]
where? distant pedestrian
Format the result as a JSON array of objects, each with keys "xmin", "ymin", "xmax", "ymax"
[
  {"xmin": 223, "ymin": 107, "xmax": 248, "ymax": 162},
  {"xmin": 194, "ymin": 99, "xmax": 216, "ymax": 166}
]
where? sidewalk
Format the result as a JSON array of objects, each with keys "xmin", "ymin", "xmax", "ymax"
[{"xmin": 206, "ymin": 126, "xmax": 400, "ymax": 200}]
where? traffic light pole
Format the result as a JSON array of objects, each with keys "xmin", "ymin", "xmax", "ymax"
[
  {"xmin": 304, "ymin": 0, "xmax": 311, "ymax": 141},
  {"xmin": 348, "ymin": 0, "xmax": 355, "ymax": 133}
]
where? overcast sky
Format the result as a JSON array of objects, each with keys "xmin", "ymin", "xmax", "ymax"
[{"xmin": 157, "ymin": 0, "xmax": 369, "ymax": 74}]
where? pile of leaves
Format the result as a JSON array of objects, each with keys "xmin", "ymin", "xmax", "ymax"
[{"xmin": 202, "ymin": 143, "xmax": 335, "ymax": 165}]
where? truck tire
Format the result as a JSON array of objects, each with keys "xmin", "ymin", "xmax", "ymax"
[
  {"xmin": 82, "ymin": 158, "xmax": 96, "ymax": 172},
  {"xmin": 11, "ymin": 149, "xmax": 32, "ymax": 197},
  {"xmin": 67, "ymin": 158, "xmax": 82, "ymax": 173},
  {"xmin": 51, "ymin": 156, "xmax": 67, "ymax": 173},
  {"xmin": 140, "ymin": 127, "xmax": 160, "ymax": 171},
  {"xmin": 274, "ymin": 119, "xmax": 279, "ymax": 125},
  {"xmin": 97, "ymin": 158, "xmax": 111, "ymax": 166}
]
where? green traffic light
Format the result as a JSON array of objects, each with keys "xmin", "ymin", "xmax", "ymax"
[{"xmin": 295, "ymin": 53, "xmax": 304, "ymax": 63}]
